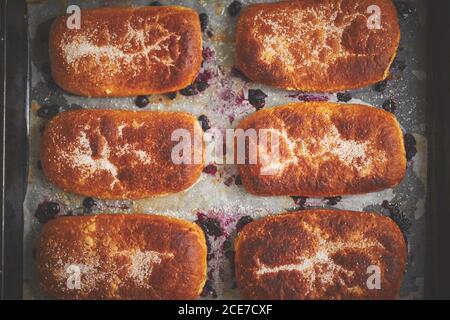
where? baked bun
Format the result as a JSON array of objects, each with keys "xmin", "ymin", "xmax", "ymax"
[
  {"xmin": 37, "ymin": 214, "xmax": 207, "ymax": 300},
  {"xmin": 49, "ymin": 6, "xmax": 202, "ymax": 96},
  {"xmin": 41, "ymin": 109, "xmax": 204, "ymax": 199},
  {"xmin": 235, "ymin": 210, "xmax": 407, "ymax": 300},
  {"xmin": 235, "ymin": 0, "xmax": 400, "ymax": 92},
  {"xmin": 237, "ymin": 102, "xmax": 406, "ymax": 197}
]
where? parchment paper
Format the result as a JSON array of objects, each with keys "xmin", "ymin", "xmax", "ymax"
[{"xmin": 24, "ymin": 0, "xmax": 427, "ymax": 299}]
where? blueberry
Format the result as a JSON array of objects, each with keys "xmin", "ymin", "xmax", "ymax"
[
  {"xmin": 196, "ymin": 217, "xmax": 223, "ymax": 237},
  {"xmin": 35, "ymin": 201, "xmax": 60, "ymax": 224},
  {"xmin": 165, "ymin": 92, "xmax": 177, "ymax": 100},
  {"xmin": 82, "ymin": 197, "xmax": 97, "ymax": 209},
  {"xmin": 228, "ymin": 1, "xmax": 242, "ymax": 17},
  {"xmin": 325, "ymin": 196, "xmax": 342, "ymax": 206},
  {"xmin": 373, "ymin": 80, "xmax": 388, "ymax": 92},
  {"xmin": 198, "ymin": 115, "xmax": 211, "ymax": 131},
  {"xmin": 337, "ymin": 92, "xmax": 352, "ymax": 102},
  {"xmin": 207, "ymin": 30, "xmax": 214, "ymax": 38},
  {"xmin": 199, "ymin": 13, "xmax": 209, "ymax": 32},
  {"xmin": 404, "ymin": 133, "xmax": 417, "ymax": 161},
  {"xmin": 382, "ymin": 200, "xmax": 392, "ymax": 209},
  {"xmin": 195, "ymin": 81, "xmax": 209, "ymax": 92},
  {"xmin": 382, "ymin": 99, "xmax": 397, "ymax": 113},
  {"xmin": 37, "ymin": 105, "xmax": 59, "ymax": 120},
  {"xmin": 135, "ymin": 95, "xmax": 150, "ymax": 108},
  {"xmin": 234, "ymin": 175, "xmax": 242, "ymax": 185},
  {"xmin": 404, "ymin": 133, "xmax": 416, "ymax": 147},
  {"xmin": 149, "ymin": 1, "xmax": 162, "ymax": 6},
  {"xmin": 179, "ymin": 85, "xmax": 198, "ymax": 96},
  {"xmin": 292, "ymin": 196, "xmax": 307, "ymax": 207},
  {"xmin": 236, "ymin": 215, "xmax": 253, "ymax": 233},
  {"xmin": 248, "ymin": 89, "xmax": 267, "ymax": 110}
]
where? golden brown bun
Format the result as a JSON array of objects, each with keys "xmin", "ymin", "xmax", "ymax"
[
  {"xmin": 41, "ymin": 109, "xmax": 204, "ymax": 199},
  {"xmin": 235, "ymin": 210, "xmax": 407, "ymax": 300},
  {"xmin": 49, "ymin": 6, "xmax": 202, "ymax": 96},
  {"xmin": 237, "ymin": 102, "xmax": 406, "ymax": 197},
  {"xmin": 37, "ymin": 214, "xmax": 207, "ymax": 300},
  {"xmin": 236, "ymin": 0, "xmax": 400, "ymax": 92}
]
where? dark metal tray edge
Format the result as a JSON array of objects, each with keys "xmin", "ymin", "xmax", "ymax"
[
  {"xmin": 1, "ymin": 0, "xmax": 29, "ymax": 300},
  {"xmin": 425, "ymin": 0, "xmax": 450, "ymax": 300}
]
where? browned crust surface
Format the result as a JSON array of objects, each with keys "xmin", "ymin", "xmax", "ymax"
[
  {"xmin": 235, "ymin": 210, "xmax": 407, "ymax": 300},
  {"xmin": 49, "ymin": 6, "xmax": 202, "ymax": 96},
  {"xmin": 237, "ymin": 102, "xmax": 406, "ymax": 197},
  {"xmin": 41, "ymin": 109, "xmax": 204, "ymax": 199},
  {"xmin": 37, "ymin": 214, "xmax": 207, "ymax": 300},
  {"xmin": 236, "ymin": 0, "xmax": 400, "ymax": 92}
]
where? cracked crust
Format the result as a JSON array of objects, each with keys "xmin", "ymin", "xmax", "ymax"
[
  {"xmin": 237, "ymin": 102, "xmax": 406, "ymax": 197},
  {"xmin": 37, "ymin": 214, "xmax": 207, "ymax": 300},
  {"xmin": 41, "ymin": 109, "xmax": 204, "ymax": 199},
  {"xmin": 235, "ymin": 210, "xmax": 407, "ymax": 300},
  {"xmin": 49, "ymin": 6, "xmax": 202, "ymax": 96},
  {"xmin": 236, "ymin": 0, "xmax": 400, "ymax": 92}
]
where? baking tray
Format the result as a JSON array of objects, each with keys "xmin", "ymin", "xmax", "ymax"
[{"xmin": 1, "ymin": 0, "xmax": 449, "ymax": 300}]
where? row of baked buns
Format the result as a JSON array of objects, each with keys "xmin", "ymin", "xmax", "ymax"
[
  {"xmin": 37, "ymin": 1, "xmax": 407, "ymax": 300},
  {"xmin": 41, "ymin": 103, "xmax": 406, "ymax": 199},
  {"xmin": 50, "ymin": 2, "xmax": 400, "ymax": 96},
  {"xmin": 38, "ymin": 210, "xmax": 406, "ymax": 299}
]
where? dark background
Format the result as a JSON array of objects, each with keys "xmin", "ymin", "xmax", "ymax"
[{"xmin": 426, "ymin": 0, "xmax": 450, "ymax": 300}]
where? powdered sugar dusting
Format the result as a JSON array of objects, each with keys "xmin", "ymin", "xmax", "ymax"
[
  {"xmin": 129, "ymin": 250, "xmax": 174, "ymax": 284},
  {"xmin": 259, "ymin": 121, "xmax": 386, "ymax": 177},
  {"xmin": 70, "ymin": 132, "xmax": 119, "ymax": 187},
  {"xmin": 61, "ymin": 17, "xmax": 181, "ymax": 76},
  {"xmin": 50, "ymin": 249, "xmax": 174, "ymax": 295},
  {"xmin": 255, "ymin": 235, "xmax": 383, "ymax": 295},
  {"xmin": 250, "ymin": 1, "xmax": 384, "ymax": 85}
]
